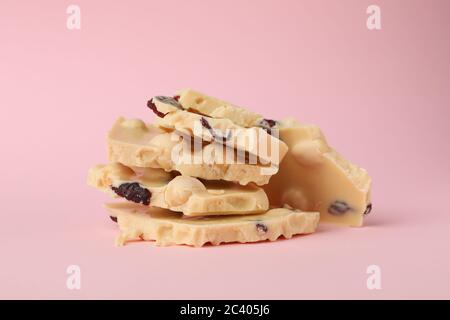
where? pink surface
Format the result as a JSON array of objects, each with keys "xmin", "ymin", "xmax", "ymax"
[{"xmin": 0, "ymin": 0, "xmax": 449, "ymax": 299}]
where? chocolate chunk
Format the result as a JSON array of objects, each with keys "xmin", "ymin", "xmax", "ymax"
[
  {"xmin": 153, "ymin": 96, "xmax": 182, "ymax": 109},
  {"xmin": 200, "ymin": 117, "xmax": 231, "ymax": 142},
  {"xmin": 364, "ymin": 203, "xmax": 372, "ymax": 215},
  {"xmin": 111, "ymin": 182, "xmax": 151, "ymax": 206},
  {"xmin": 109, "ymin": 216, "xmax": 118, "ymax": 223},
  {"xmin": 147, "ymin": 99, "xmax": 166, "ymax": 118},
  {"xmin": 328, "ymin": 201, "xmax": 352, "ymax": 215},
  {"xmin": 256, "ymin": 223, "xmax": 268, "ymax": 234},
  {"xmin": 258, "ymin": 118, "xmax": 277, "ymax": 135}
]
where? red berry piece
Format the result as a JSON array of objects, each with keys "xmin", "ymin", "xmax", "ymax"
[
  {"xmin": 111, "ymin": 183, "xmax": 151, "ymax": 206},
  {"xmin": 328, "ymin": 201, "xmax": 352, "ymax": 215},
  {"xmin": 200, "ymin": 117, "xmax": 231, "ymax": 142},
  {"xmin": 153, "ymin": 96, "xmax": 182, "ymax": 109},
  {"xmin": 258, "ymin": 118, "xmax": 277, "ymax": 135},
  {"xmin": 147, "ymin": 99, "xmax": 166, "ymax": 118},
  {"xmin": 364, "ymin": 203, "xmax": 372, "ymax": 215},
  {"xmin": 256, "ymin": 223, "xmax": 268, "ymax": 234}
]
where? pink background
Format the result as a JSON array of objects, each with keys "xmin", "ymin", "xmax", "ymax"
[{"xmin": 1, "ymin": 0, "xmax": 449, "ymax": 299}]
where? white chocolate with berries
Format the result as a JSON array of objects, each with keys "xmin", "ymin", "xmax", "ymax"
[
  {"xmin": 176, "ymin": 89, "xmax": 267, "ymax": 128},
  {"xmin": 88, "ymin": 163, "xmax": 269, "ymax": 216},
  {"xmin": 149, "ymin": 96, "xmax": 288, "ymax": 166},
  {"xmin": 108, "ymin": 117, "xmax": 278, "ymax": 185},
  {"xmin": 263, "ymin": 118, "xmax": 372, "ymax": 227},
  {"xmin": 105, "ymin": 202, "xmax": 320, "ymax": 247}
]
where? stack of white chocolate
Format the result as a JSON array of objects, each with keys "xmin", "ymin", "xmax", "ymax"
[{"xmin": 88, "ymin": 89, "xmax": 372, "ymax": 247}]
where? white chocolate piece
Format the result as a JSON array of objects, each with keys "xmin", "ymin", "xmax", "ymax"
[
  {"xmin": 108, "ymin": 117, "xmax": 277, "ymax": 185},
  {"xmin": 105, "ymin": 202, "xmax": 320, "ymax": 247},
  {"xmin": 88, "ymin": 163, "xmax": 269, "ymax": 216},
  {"xmin": 177, "ymin": 89, "xmax": 264, "ymax": 128},
  {"xmin": 263, "ymin": 119, "xmax": 372, "ymax": 227},
  {"xmin": 151, "ymin": 97, "xmax": 288, "ymax": 166}
]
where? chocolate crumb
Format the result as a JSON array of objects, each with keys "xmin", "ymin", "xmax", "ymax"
[
  {"xmin": 111, "ymin": 183, "xmax": 151, "ymax": 206},
  {"xmin": 256, "ymin": 223, "xmax": 268, "ymax": 234},
  {"xmin": 328, "ymin": 201, "xmax": 352, "ymax": 216},
  {"xmin": 364, "ymin": 203, "xmax": 372, "ymax": 215},
  {"xmin": 109, "ymin": 216, "xmax": 118, "ymax": 223}
]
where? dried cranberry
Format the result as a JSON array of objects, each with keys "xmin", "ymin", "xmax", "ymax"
[
  {"xmin": 111, "ymin": 183, "xmax": 151, "ymax": 206},
  {"xmin": 264, "ymin": 119, "xmax": 277, "ymax": 127},
  {"xmin": 173, "ymin": 95, "xmax": 180, "ymax": 101},
  {"xmin": 364, "ymin": 203, "xmax": 372, "ymax": 215},
  {"xmin": 256, "ymin": 223, "xmax": 268, "ymax": 234},
  {"xmin": 328, "ymin": 201, "xmax": 351, "ymax": 215},
  {"xmin": 147, "ymin": 99, "xmax": 166, "ymax": 118},
  {"xmin": 200, "ymin": 117, "xmax": 212, "ymax": 130},
  {"xmin": 153, "ymin": 96, "xmax": 182, "ymax": 109},
  {"xmin": 200, "ymin": 117, "xmax": 231, "ymax": 142},
  {"xmin": 109, "ymin": 216, "xmax": 118, "ymax": 223},
  {"xmin": 258, "ymin": 118, "xmax": 277, "ymax": 135}
]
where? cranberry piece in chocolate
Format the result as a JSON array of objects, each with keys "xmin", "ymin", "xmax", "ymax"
[
  {"xmin": 328, "ymin": 201, "xmax": 352, "ymax": 216},
  {"xmin": 200, "ymin": 117, "xmax": 212, "ymax": 129},
  {"xmin": 153, "ymin": 96, "xmax": 182, "ymax": 109},
  {"xmin": 147, "ymin": 96, "xmax": 183, "ymax": 118},
  {"xmin": 364, "ymin": 203, "xmax": 372, "ymax": 215},
  {"xmin": 173, "ymin": 95, "xmax": 180, "ymax": 101},
  {"xmin": 147, "ymin": 99, "xmax": 166, "ymax": 118},
  {"xmin": 256, "ymin": 223, "xmax": 268, "ymax": 234},
  {"xmin": 258, "ymin": 118, "xmax": 277, "ymax": 135},
  {"xmin": 109, "ymin": 216, "xmax": 118, "ymax": 223},
  {"xmin": 200, "ymin": 117, "xmax": 231, "ymax": 142},
  {"xmin": 111, "ymin": 183, "xmax": 151, "ymax": 206},
  {"xmin": 262, "ymin": 119, "xmax": 277, "ymax": 127}
]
